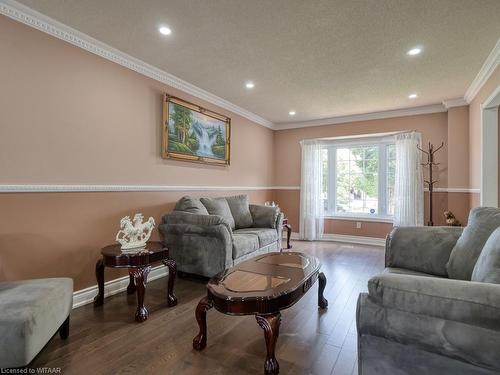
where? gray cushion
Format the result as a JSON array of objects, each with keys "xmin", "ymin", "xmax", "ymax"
[
  {"xmin": 250, "ymin": 204, "xmax": 279, "ymax": 228},
  {"xmin": 200, "ymin": 197, "xmax": 235, "ymax": 230},
  {"xmin": 358, "ymin": 294, "xmax": 500, "ymax": 371},
  {"xmin": 232, "ymin": 233, "xmax": 259, "ymax": 259},
  {"xmin": 174, "ymin": 196, "xmax": 209, "ymax": 215},
  {"xmin": 226, "ymin": 195, "xmax": 253, "ymax": 229},
  {"xmin": 0, "ymin": 278, "xmax": 73, "ymax": 368},
  {"xmin": 234, "ymin": 228, "xmax": 277, "ymax": 247},
  {"xmin": 386, "ymin": 226, "xmax": 463, "ymax": 277},
  {"xmin": 447, "ymin": 207, "xmax": 500, "ymax": 280},
  {"xmin": 472, "ymin": 227, "xmax": 500, "ymax": 283}
]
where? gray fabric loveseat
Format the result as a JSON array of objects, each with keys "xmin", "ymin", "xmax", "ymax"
[
  {"xmin": 357, "ymin": 207, "xmax": 500, "ymax": 375},
  {"xmin": 159, "ymin": 195, "xmax": 283, "ymax": 277}
]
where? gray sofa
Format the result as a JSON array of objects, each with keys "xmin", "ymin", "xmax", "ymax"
[
  {"xmin": 159, "ymin": 195, "xmax": 283, "ymax": 277},
  {"xmin": 0, "ymin": 278, "xmax": 73, "ymax": 368},
  {"xmin": 357, "ymin": 207, "xmax": 500, "ymax": 375}
]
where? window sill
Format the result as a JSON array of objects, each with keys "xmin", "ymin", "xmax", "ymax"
[{"xmin": 325, "ymin": 215, "xmax": 394, "ymax": 224}]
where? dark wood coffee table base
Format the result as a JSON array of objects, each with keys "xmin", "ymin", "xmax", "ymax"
[
  {"xmin": 193, "ymin": 271, "xmax": 328, "ymax": 375},
  {"xmin": 93, "ymin": 242, "xmax": 177, "ymax": 322}
]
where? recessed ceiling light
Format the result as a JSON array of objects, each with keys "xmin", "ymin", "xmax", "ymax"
[
  {"xmin": 245, "ymin": 82, "xmax": 255, "ymax": 89},
  {"xmin": 159, "ymin": 26, "xmax": 172, "ymax": 35},
  {"xmin": 408, "ymin": 93, "xmax": 418, "ymax": 99},
  {"xmin": 289, "ymin": 111, "xmax": 296, "ymax": 116},
  {"xmin": 407, "ymin": 47, "xmax": 422, "ymax": 56}
]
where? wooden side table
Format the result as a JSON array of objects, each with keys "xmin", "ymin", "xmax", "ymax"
[
  {"xmin": 93, "ymin": 241, "xmax": 177, "ymax": 322},
  {"xmin": 282, "ymin": 218, "xmax": 292, "ymax": 250}
]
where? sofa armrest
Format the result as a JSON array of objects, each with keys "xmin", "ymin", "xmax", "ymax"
[
  {"xmin": 249, "ymin": 204, "xmax": 280, "ymax": 228},
  {"xmin": 159, "ymin": 211, "xmax": 233, "ymax": 276},
  {"xmin": 386, "ymin": 226, "xmax": 463, "ymax": 276},
  {"xmin": 368, "ymin": 273, "xmax": 500, "ymax": 331}
]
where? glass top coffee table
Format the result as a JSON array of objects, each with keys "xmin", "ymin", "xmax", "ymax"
[{"xmin": 192, "ymin": 252, "xmax": 328, "ymax": 375}]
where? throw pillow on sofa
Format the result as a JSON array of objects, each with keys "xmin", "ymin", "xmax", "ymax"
[
  {"xmin": 225, "ymin": 195, "xmax": 253, "ymax": 229},
  {"xmin": 174, "ymin": 196, "xmax": 209, "ymax": 215},
  {"xmin": 200, "ymin": 197, "xmax": 236, "ymax": 230},
  {"xmin": 250, "ymin": 204, "xmax": 279, "ymax": 228},
  {"xmin": 447, "ymin": 207, "xmax": 500, "ymax": 280},
  {"xmin": 472, "ymin": 227, "xmax": 500, "ymax": 284}
]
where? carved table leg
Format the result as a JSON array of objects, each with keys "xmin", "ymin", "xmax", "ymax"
[
  {"xmin": 256, "ymin": 313, "xmax": 281, "ymax": 375},
  {"xmin": 318, "ymin": 272, "xmax": 328, "ymax": 309},
  {"xmin": 162, "ymin": 258, "xmax": 178, "ymax": 307},
  {"xmin": 93, "ymin": 259, "xmax": 105, "ymax": 306},
  {"xmin": 284, "ymin": 224, "xmax": 292, "ymax": 249},
  {"xmin": 129, "ymin": 266, "xmax": 151, "ymax": 322},
  {"xmin": 127, "ymin": 274, "xmax": 136, "ymax": 294},
  {"xmin": 193, "ymin": 296, "xmax": 213, "ymax": 350}
]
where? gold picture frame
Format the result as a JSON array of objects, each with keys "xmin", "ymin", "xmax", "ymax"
[{"xmin": 162, "ymin": 94, "xmax": 231, "ymax": 165}]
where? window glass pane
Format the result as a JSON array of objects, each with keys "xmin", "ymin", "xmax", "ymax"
[
  {"xmin": 364, "ymin": 146, "xmax": 378, "ymax": 160},
  {"xmin": 334, "ymin": 145, "xmax": 380, "ymax": 216},
  {"xmin": 349, "ymin": 147, "xmax": 365, "ymax": 160},
  {"xmin": 337, "ymin": 161, "xmax": 350, "ymax": 174},
  {"xmin": 337, "ymin": 148, "xmax": 350, "ymax": 161},
  {"xmin": 324, "ymin": 142, "xmax": 395, "ymax": 218}
]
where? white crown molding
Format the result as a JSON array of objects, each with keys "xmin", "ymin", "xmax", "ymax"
[
  {"xmin": 290, "ymin": 232, "xmax": 385, "ymax": 247},
  {"xmin": 0, "ymin": 184, "xmax": 282, "ymax": 193},
  {"xmin": 442, "ymin": 98, "xmax": 468, "ymax": 109},
  {"xmin": 0, "ymin": 0, "xmax": 273, "ymax": 129},
  {"xmin": 274, "ymin": 104, "xmax": 447, "ymax": 130},
  {"xmin": 464, "ymin": 37, "xmax": 500, "ymax": 103},
  {"xmin": 73, "ymin": 264, "xmax": 167, "ymax": 308}
]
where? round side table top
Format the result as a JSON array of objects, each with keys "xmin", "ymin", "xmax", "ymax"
[
  {"xmin": 101, "ymin": 241, "xmax": 165, "ymax": 256},
  {"xmin": 100, "ymin": 241, "xmax": 168, "ymax": 268}
]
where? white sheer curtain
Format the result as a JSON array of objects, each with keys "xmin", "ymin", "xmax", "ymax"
[
  {"xmin": 394, "ymin": 132, "xmax": 424, "ymax": 226},
  {"xmin": 299, "ymin": 139, "xmax": 324, "ymax": 240}
]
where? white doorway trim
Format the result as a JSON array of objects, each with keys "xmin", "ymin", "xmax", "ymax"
[{"xmin": 481, "ymin": 85, "xmax": 500, "ymax": 207}]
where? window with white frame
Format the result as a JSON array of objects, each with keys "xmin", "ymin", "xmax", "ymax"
[{"xmin": 321, "ymin": 137, "xmax": 395, "ymax": 219}]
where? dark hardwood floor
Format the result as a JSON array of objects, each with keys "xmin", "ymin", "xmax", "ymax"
[{"xmin": 31, "ymin": 241, "xmax": 384, "ymax": 375}]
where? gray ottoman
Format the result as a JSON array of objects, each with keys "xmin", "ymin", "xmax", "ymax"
[{"xmin": 0, "ymin": 278, "xmax": 73, "ymax": 368}]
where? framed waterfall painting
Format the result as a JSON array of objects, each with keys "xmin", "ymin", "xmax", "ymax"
[{"xmin": 162, "ymin": 94, "xmax": 231, "ymax": 165}]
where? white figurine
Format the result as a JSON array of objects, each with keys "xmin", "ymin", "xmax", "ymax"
[{"xmin": 116, "ymin": 213, "xmax": 155, "ymax": 250}]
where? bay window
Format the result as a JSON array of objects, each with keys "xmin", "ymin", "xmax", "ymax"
[{"xmin": 321, "ymin": 138, "xmax": 395, "ymax": 220}]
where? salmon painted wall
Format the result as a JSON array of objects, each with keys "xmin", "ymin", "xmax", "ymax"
[
  {"xmin": 468, "ymin": 65, "xmax": 500, "ymax": 208},
  {"xmin": 273, "ymin": 110, "xmax": 473, "ymax": 236},
  {"xmin": 0, "ymin": 16, "xmax": 274, "ymax": 290}
]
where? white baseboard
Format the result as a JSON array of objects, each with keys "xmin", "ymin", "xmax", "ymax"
[
  {"xmin": 290, "ymin": 232, "xmax": 385, "ymax": 247},
  {"xmin": 72, "ymin": 264, "xmax": 168, "ymax": 309}
]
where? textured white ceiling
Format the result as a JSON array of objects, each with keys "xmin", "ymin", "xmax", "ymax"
[{"xmin": 16, "ymin": 0, "xmax": 500, "ymax": 124}]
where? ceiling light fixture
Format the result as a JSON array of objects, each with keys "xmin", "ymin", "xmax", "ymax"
[
  {"xmin": 408, "ymin": 93, "xmax": 418, "ymax": 99},
  {"xmin": 407, "ymin": 47, "xmax": 422, "ymax": 56},
  {"xmin": 289, "ymin": 111, "xmax": 296, "ymax": 116},
  {"xmin": 159, "ymin": 26, "xmax": 172, "ymax": 35},
  {"xmin": 245, "ymin": 82, "xmax": 255, "ymax": 89}
]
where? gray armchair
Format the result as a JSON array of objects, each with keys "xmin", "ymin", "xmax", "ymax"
[
  {"xmin": 159, "ymin": 195, "xmax": 283, "ymax": 277},
  {"xmin": 357, "ymin": 207, "xmax": 500, "ymax": 375}
]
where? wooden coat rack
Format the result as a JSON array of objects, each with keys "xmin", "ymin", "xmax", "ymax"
[{"xmin": 417, "ymin": 141, "xmax": 444, "ymax": 226}]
